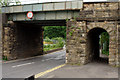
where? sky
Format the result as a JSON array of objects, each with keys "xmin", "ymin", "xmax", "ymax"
[
  {"xmin": 18, "ymin": 0, "xmax": 108, "ymax": 4},
  {"xmin": 18, "ymin": 0, "xmax": 109, "ymax": 3},
  {"xmin": 9, "ymin": 0, "xmax": 119, "ymax": 5}
]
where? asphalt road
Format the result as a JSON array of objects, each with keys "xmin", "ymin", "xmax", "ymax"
[{"xmin": 2, "ymin": 50, "xmax": 66, "ymax": 78}]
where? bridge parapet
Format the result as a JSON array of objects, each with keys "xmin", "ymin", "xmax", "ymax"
[
  {"xmin": 77, "ymin": 2, "xmax": 120, "ymax": 21},
  {"xmin": 77, "ymin": 9, "xmax": 119, "ymax": 21},
  {"xmin": 1, "ymin": 0, "xmax": 83, "ymax": 13}
]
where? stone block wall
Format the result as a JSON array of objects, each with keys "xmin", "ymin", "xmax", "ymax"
[
  {"xmin": 3, "ymin": 22, "xmax": 43, "ymax": 60},
  {"xmin": 87, "ymin": 22, "xmax": 118, "ymax": 66},
  {"xmin": 66, "ymin": 21, "xmax": 87, "ymax": 65},
  {"xmin": 117, "ymin": 23, "xmax": 120, "ymax": 66},
  {"xmin": 66, "ymin": 2, "xmax": 120, "ymax": 66},
  {"xmin": 0, "ymin": 14, "xmax": 2, "ymax": 60},
  {"xmin": 66, "ymin": 21, "xmax": 118, "ymax": 66},
  {"xmin": 3, "ymin": 23, "xmax": 17, "ymax": 60},
  {"xmin": 80, "ymin": 2, "xmax": 119, "ymax": 19},
  {"xmin": 84, "ymin": 2, "xmax": 118, "ymax": 10}
]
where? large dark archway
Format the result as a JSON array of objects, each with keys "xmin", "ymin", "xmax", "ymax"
[
  {"xmin": 86, "ymin": 27, "xmax": 109, "ymax": 64},
  {"xmin": 2, "ymin": 20, "xmax": 66, "ymax": 60}
]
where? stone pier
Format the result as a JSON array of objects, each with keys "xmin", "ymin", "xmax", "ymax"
[
  {"xmin": 3, "ymin": 22, "xmax": 43, "ymax": 60},
  {"xmin": 66, "ymin": 2, "xmax": 120, "ymax": 66}
]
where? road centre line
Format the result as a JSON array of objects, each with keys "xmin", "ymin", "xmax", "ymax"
[
  {"xmin": 45, "ymin": 58, "xmax": 54, "ymax": 61},
  {"xmin": 12, "ymin": 62, "xmax": 35, "ymax": 68},
  {"xmin": 35, "ymin": 64, "xmax": 66, "ymax": 78}
]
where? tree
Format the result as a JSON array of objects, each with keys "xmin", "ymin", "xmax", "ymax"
[
  {"xmin": 0, "ymin": 0, "xmax": 21, "ymax": 6},
  {"xmin": 44, "ymin": 26, "xmax": 66, "ymax": 39},
  {"xmin": 100, "ymin": 32, "xmax": 109, "ymax": 55},
  {"xmin": 0, "ymin": 0, "xmax": 9, "ymax": 6},
  {"xmin": 0, "ymin": 0, "xmax": 21, "ymax": 13}
]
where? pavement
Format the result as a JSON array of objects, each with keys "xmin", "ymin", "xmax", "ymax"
[{"xmin": 41, "ymin": 62, "xmax": 118, "ymax": 78}]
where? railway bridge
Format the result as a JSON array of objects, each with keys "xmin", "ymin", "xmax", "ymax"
[{"xmin": 1, "ymin": 0, "xmax": 120, "ymax": 66}]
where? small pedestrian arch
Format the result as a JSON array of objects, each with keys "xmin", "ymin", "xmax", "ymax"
[{"xmin": 86, "ymin": 27, "xmax": 109, "ymax": 63}]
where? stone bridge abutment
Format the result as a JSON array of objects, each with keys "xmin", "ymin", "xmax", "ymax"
[
  {"xmin": 3, "ymin": 22, "xmax": 43, "ymax": 60},
  {"xmin": 66, "ymin": 21, "xmax": 119, "ymax": 66},
  {"xmin": 1, "ymin": 1, "xmax": 120, "ymax": 67},
  {"xmin": 66, "ymin": 2, "xmax": 120, "ymax": 67}
]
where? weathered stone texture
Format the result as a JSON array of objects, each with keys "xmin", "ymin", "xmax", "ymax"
[
  {"xmin": 66, "ymin": 21, "xmax": 87, "ymax": 65},
  {"xmin": 66, "ymin": 2, "xmax": 119, "ymax": 67},
  {"xmin": 66, "ymin": 21, "xmax": 118, "ymax": 66},
  {"xmin": 80, "ymin": 3, "xmax": 119, "ymax": 20},
  {"xmin": 117, "ymin": 24, "xmax": 120, "ymax": 66},
  {"xmin": 84, "ymin": 3, "xmax": 118, "ymax": 10},
  {"xmin": 3, "ymin": 25, "xmax": 17, "ymax": 60},
  {"xmin": 0, "ymin": 14, "xmax": 2, "ymax": 60},
  {"xmin": 3, "ymin": 22, "xmax": 43, "ymax": 60}
]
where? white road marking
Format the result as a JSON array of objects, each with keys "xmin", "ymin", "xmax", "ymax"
[
  {"xmin": 45, "ymin": 58, "xmax": 53, "ymax": 61},
  {"xmin": 54, "ymin": 54, "xmax": 65, "ymax": 60},
  {"xmin": 12, "ymin": 62, "xmax": 35, "ymax": 68},
  {"xmin": 42, "ymin": 58, "xmax": 54, "ymax": 62},
  {"xmin": 3, "ymin": 50, "xmax": 64, "ymax": 64},
  {"xmin": 42, "ymin": 60, "xmax": 45, "ymax": 62},
  {"xmin": 47, "ymin": 75, "xmax": 55, "ymax": 78}
]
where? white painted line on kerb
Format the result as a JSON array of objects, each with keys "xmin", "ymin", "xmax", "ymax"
[{"xmin": 12, "ymin": 62, "xmax": 35, "ymax": 68}]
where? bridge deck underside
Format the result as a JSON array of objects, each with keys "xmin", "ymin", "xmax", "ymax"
[{"xmin": 17, "ymin": 20, "xmax": 66, "ymax": 26}]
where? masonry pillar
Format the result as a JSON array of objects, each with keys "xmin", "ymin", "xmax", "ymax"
[
  {"xmin": 0, "ymin": 14, "xmax": 2, "ymax": 60},
  {"xmin": 3, "ymin": 22, "xmax": 43, "ymax": 60},
  {"xmin": 107, "ymin": 22, "xmax": 118, "ymax": 66},
  {"xmin": 3, "ymin": 22, "xmax": 17, "ymax": 60},
  {"xmin": 117, "ymin": 23, "xmax": 120, "ymax": 66},
  {"xmin": 0, "ymin": 13, "xmax": 3, "ymax": 79},
  {"xmin": 66, "ymin": 21, "xmax": 87, "ymax": 65}
]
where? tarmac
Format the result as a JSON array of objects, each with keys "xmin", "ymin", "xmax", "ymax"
[{"xmin": 41, "ymin": 62, "xmax": 118, "ymax": 78}]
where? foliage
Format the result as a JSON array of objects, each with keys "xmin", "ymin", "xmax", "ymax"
[
  {"xmin": 100, "ymin": 32, "xmax": 109, "ymax": 55},
  {"xmin": 102, "ymin": 50, "xmax": 109, "ymax": 56},
  {"xmin": 0, "ymin": 0, "xmax": 21, "ymax": 13},
  {"xmin": 44, "ymin": 37, "xmax": 65, "ymax": 51},
  {"xmin": 69, "ymin": 31, "xmax": 73, "ymax": 36},
  {"xmin": 44, "ymin": 44, "xmax": 57, "ymax": 49},
  {"xmin": 52, "ymin": 37, "xmax": 63, "ymax": 41},
  {"xmin": 0, "ymin": 0, "xmax": 21, "ymax": 6},
  {"xmin": 44, "ymin": 47, "xmax": 58, "ymax": 52},
  {"xmin": 3, "ymin": 55, "xmax": 8, "ymax": 61},
  {"xmin": 44, "ymin": 37, "xmax": 52, "ymax": 42},
  {"xmin": 44, "ymin": 26, "xmax": 66, "ymax": 39},
  {"xmin": 52, "ymin": 37, "xmax": 65, "ymax": 48},
  {"xmin": 100, "ymin": 32, "xmax": 109, "ymax": 44},
  {"xmin": 0, "ymin": 0, "xmax": 9, "ymax": 6},
  {"xmin": 66, "ymin": 18, "xmax": 69, "ymax": 22}
]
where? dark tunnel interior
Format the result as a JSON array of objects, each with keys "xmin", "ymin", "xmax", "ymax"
[
  {"xmin": 87, "ymin": 27, "xmax": 109, "ymax": 64},
  {"xmin": 7, "ymin": 20, "xmax": 66, "ymax": 59},
  {"xmin": 11, "ymin": 23, "xmax": 44, "ymax": 59}
]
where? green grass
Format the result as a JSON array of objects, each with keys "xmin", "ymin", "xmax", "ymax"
[{"xmin": 44, "ymin": 47, "xmax": 59, "ymax": 51}]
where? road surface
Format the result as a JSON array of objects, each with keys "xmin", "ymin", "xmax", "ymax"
[{"xmin": 2, "ymin": 50, "xmax": 66, "ymax": 78}]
